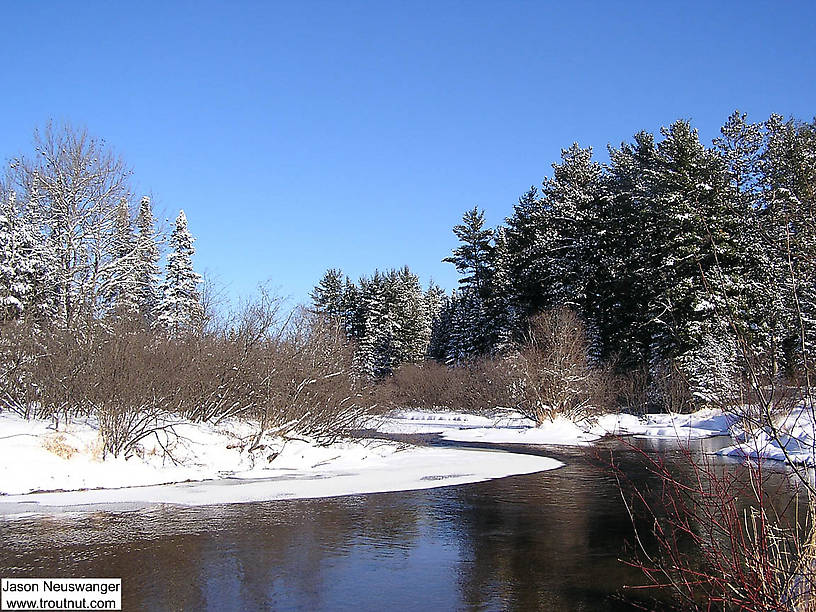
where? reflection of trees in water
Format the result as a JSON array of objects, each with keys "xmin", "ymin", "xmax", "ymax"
[
  {"xmin": 0, "ymin": 493, "xmax": 426, "ymax": 610},
  {"xmin": 446, "ymin": 447, "xmax": 705, "ymax": 610},
  {"xmin": 1, "ymin": 445, "xmax": 799, "ymax": 610}
]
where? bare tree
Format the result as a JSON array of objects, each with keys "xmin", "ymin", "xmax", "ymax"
[
  {"xmin": 507, "ymin": 308, "xmax": 612, "ymax": 424},
  {"xmin": 8, "ymin": 122, "xmax": 133, "ymax": 327}
]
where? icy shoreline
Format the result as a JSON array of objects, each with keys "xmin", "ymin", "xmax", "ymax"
[
  {"xmin": 377, "ymin": 406, "xmax": 816, "ymax": 468},
  {"xmin": 4, "ymin": 401, "xmax": 815, "ymax": 514},
  {"xmin": 376, "ymin": 407, "xmax": 736, "ymax": 445},
  {"xmin": 0, "ymin": 412, "xmax": 562, "ymax": 512}
]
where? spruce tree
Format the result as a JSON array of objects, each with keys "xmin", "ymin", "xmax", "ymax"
[
  {"xmin": 444, "ymin": 207, "xmax": 494, "ymax": 295},
  {"xmin": 311, "ymin": 268, "xmax": 346, "ymax": 320},
  {"xmin": 134, "ymin": 196, "xmax": 162, "ymax": 325},
  {"xmin": 157, "ymin": 210, "xmax": 203, "ymax": 336},
  {"xmin": 104, "ymin": 197, "xmax": 140, "ymax": 318}
]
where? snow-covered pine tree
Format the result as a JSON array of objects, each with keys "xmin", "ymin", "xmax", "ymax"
[
  {"xmin": 134, "ymin": 196, "xmax": 162, "ymax": 325},
  {"xmin": 760, "ymin": 115, "xmax": 816, "ymax": 371},
  {"xmin": 645, "ymin": 120, "xmax": 742, "ymax": 402},
  {"xmin": 504, "ymin": 186, "xmax": 551, "ymax": 320},
  {"xmin": 600, "ymin": 131, "xmax": 660, "ymax": 367},
  {"xmin": 485, "ymin": 226, "xmax": 515, "ymax": 353},
  {"xmin": 443, "ymin": 207, "xmax": 495, "ymax": 359},
  {"xmin": 340, "ymin": 276, "xmax": 364, "ymax": 339},
  {"xmin": 427, "ymin": 290, "xmax": 453, "ymax": 362},
  {"xmin": 311, "ymin": 269, "xmax": 346, "ymax": 320},
  {"xmin": 444, "ymin": 206, "xmax": 494, "ymax": 296},
  {"xmin": 102, "ymin": 197, "xmax": 140, "ymax": 318},
  {"xmin": 0, "ymin": 189, "xmax": 55, "ymax": 322},
  {"xmin": 712, "ymin": 112, "xmax": 787, "ymax": 377},
  {"xmin": 0, "ymin": 191, "xmax": 23, "ymax": 320},
  {"xmin": 539, "ymin": 144, "xmax": 605, "ymax": 314},
  {"xmin": 157, "ymin": 210, "xmax": 203, "ymax": 336},
  {"xmin": 446, "ymin": 288, "xmax": 488, "ymax": 364},
  {"xmin": 390, "ymin": 267, "xmax": 430, "ymax": 364},
  {"xmin": 355, "ymin": 271, "xmax": 394, "ymax": 377}
]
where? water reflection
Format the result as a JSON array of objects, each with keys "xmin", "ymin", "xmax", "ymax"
[{"xmin": 0, "ymin": 437, "xmax": 805, "ymax": 611}]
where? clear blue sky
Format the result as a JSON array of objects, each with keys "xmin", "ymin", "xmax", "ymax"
[{"xmin": 1, "ymin": 1, "xmax": 814, "ymax": 305}]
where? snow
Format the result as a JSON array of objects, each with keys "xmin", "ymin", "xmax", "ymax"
[
  {"xmin": 717, "ymin": 405, "xmax": 816, "ymax": 466},
  {"xmin": 375, "ymin": 410, "xmax": 527, "ymax": 434},
  {"xmin": 440, "ymin": 416, "xmax": 600, "ymax": 445},
  {"xmin": 376, "ymin": 407, "xmax": 734, "ymax": 446},
  {"xmin": 0, "ymin": 412, "xmax": 562, "ymax": 512},
  {"xmin": 634, "ymin": 409, "xmax": 737, "ymax": 440}
]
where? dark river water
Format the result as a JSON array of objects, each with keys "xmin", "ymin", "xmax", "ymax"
[{"xmin": 0, "ymin": 435, "xmax": 801, "ymax": 611}]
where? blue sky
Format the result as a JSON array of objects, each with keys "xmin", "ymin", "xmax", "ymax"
[{"xmin": 1, "ymin": 1, "xmax": 814, "ymax": 305}]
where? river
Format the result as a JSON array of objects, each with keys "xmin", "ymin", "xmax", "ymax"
[{"xmin": 0, "ymin": 435, "xmax": 800, "ymax": 610}]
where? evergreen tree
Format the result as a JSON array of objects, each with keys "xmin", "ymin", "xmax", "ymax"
[
  {"xmin": 444, "ymin": 207, "xmax": 494, "ymax": 295},
  {"xmin": 134, "ymin": 196, "xmax": 162, "ymax": 325},
  {"xmin": 0, "ymin": 190, "xmax": 55, "ymax": 321},
  {"xmin": 157, "ymin": 210, "xmax": 203, "ymax": 336},
  {"xmin": 504, "ymin": 186, "xmax": 549, "ymax": 319},
  {"xmin": 485, "ymin": 226, "xmax": 515, "ymax": 353},
  {"xmin": 600, "ymin": 131, "xmax": 659, "ymax": 367},
  {"xmin": 355, "ymin": 271, "xmax": 394, "ymax": 377},
  {"xmin": 760, "ymin": 115, "xmax": 816, "ymax": 370},
  {"xmin": 103, "ymin": 197, "xmax": 140, "ymax": 318},
  {"xmin": 311, "ymin": 268, "xmax": 346, "ymax": 319},
  {"xmin": 391, "ymin": 267, "xmax": 430, "ymax": 364},
  {"xmin": 0, "ymin": 191, "xmax": 24, "ymax": 320}
]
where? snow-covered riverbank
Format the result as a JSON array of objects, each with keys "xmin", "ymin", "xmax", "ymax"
[
  {"xmin": 4, "ymin": 400, "xmax": 815, "ymax": 513},
  {"xmin": 377, "ymin": 406, "xmax": 816, "ymax": 468},
  {"xmin": 376, "ymin": 407, "xmax": 736, "ymax": 445},
  {"xmin": 0, "ymin": 412, "xmax": 561, "ymax": 510}
]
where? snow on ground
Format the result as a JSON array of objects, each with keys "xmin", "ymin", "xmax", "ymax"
[
  {"xmin": 440, "ymin": 416, "xmax": 600, "ymax": 445},
  {"xmin": 0, "ymin": 412, "xmax": 562, "ymax": 511},
  {"xmin": 717, "ymin": 405, "xmax": 816, "ymax": 466},
  {"xmin": 376, "ymin": 407, "xmax": 734, "ymax": 446},
  {"xmin": 634, "ymin": 409, "xmax": 738, "ymax": 440}
]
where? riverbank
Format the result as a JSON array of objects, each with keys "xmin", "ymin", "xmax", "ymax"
[
  {"xmin": 376, "ymin": 407, "xmax": 736, "ymax": 444},
  {"xmin": 0, "ymin": 412, "xmax": 561, "ymax": 508}
]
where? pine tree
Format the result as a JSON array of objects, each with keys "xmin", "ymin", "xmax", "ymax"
[
  {"xmin": 504, "ymin": 186, "xmax": 550, "ymax": 319},
  {"xmin": 311, "ymin": 269, "xmax": 346, "ymax": 319},
  {"xmin": 427, "ymin": 290, "xmax": 453, "ymax": 362},
  {"xmin": 760, "ymin": 115, "xmax": 816, "ymax": 370},
  {"xmin": 157, "ymin": 210, "xmax": 203, "ymax": 336},
  {"xmin": 0, "ymin": 190, "xmax": 55, "ymax": 321},
  {"xmin": 0, "ymin": 191, "xmax": 23, "ymax": 320},
  {"xmin": 355, "ymin": 271, "xmax": 394, "ymax": 377},
  {"xmin": 644, "ymin": 120, "xmax": 742, "ymax": 400},
  {"xmin": 103, "ymin": 197, "xmax": 140, "ymax": 318},
  {"xmin": 391, "ymin": 267, "xmax": 430, "ymax": 364},
  {"xmin": 446, "ymin": 289, "xmax": 487, "ymax": 364},
  {"xmin": 444, "ymin": 207, "xmax": 494, "ymax": 295},
  {"xmin": 485, "ymin": 227, "xmax": 515, "ymax": 353},
  {"xmin": 134, "ymin": 196, "xmax": 162, "ymax": 325}
]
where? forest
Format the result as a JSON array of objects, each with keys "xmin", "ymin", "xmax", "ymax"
[
  {"xmin": 2, "ymin": 112, "xmax": 816, "ymax": 451},
  {"xmin": 3, "ymin": 113, "xmax": 816, "ymax": 609},
  {"xmin": 313, "ymin": 111, "xmax": 816, "ymax": 415}
]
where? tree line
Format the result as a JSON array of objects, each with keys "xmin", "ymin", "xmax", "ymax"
[
  {"xmin": 0, "ymin": 124, "xmax": 366, "ymax": 458},
  {"xmin": 314, "ymin": 111, "xmax": 816, "ymax": 409},
  {"xmin": 0, "ymin": 123, "xmax": 203, "ymax": 333}
]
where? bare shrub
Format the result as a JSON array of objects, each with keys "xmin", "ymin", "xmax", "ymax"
[
  {"xmin": 379, "ymin": 359, "xmax": 509, "ymax": 414},
  {"xmin": 615, "ymin": 444, "xmax": 816, "ymax": 610},
  {"xmin": 616, "ymin": 364, "xmax": 650, "ymax": 415},
  {"xmin": 0, "ymin": 293, "xmax": 374, "ymax": 458},
  {"xmin": 0, "ymin": 320, "xmax": 44, "ymax": 417},
  {"xmin": 247, "ymin": 309, "xmax": 370, "ymax": 444},
  {"xmin": 506, "ymin": 308, "xmax": 613, "ymax": 424},
  {"xmin": 648, "ymin": 359, "xmax": 695, "ymax": 414}
]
